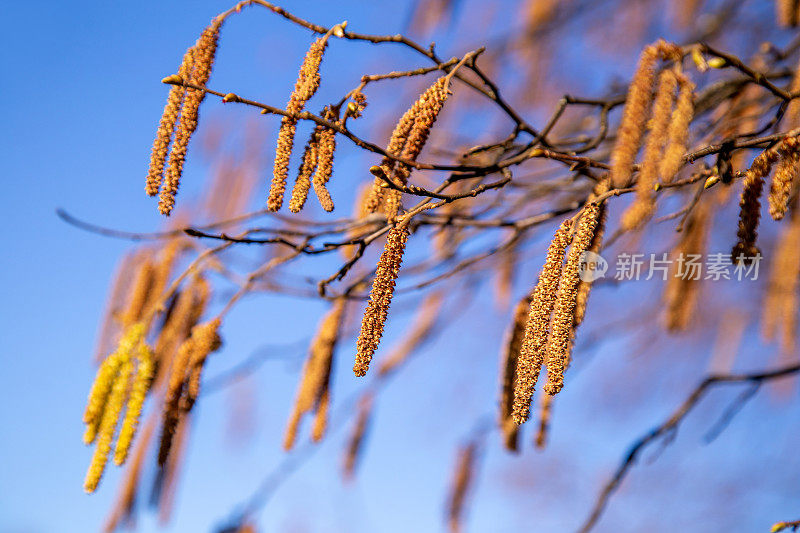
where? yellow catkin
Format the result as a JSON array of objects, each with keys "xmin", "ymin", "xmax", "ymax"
[
  {"xmin": 609, "ymin": 44, "xmax": 660, "ymax": 189},
  {"xmin": 511, "ymin": 220, "xmax": 573, "ymax": 424},
  {"xmin": 354, "ymin": 223, "xmax": 411, "ymax": 377},
  {"xmin": 311, "ymin": 387, "xmax": 330, "ymax": 442},
  {"xmin": 365, "ymin": 77, "xmax": 450, "ymax": 218},
  {"xmin": 284, "ymin": 299, "xmax": 345, "ymax": 450},
  {"xmin": 114, "ymin": 344, "xmax": 155, "ymax": 465},
  {"xmin": 621, "ymin": 69, "xmax": 677, "ymax": 230},
  {"xmin": 544, "ymin": 199, "xmax": 605, "ymax": 395},
  {"xmin": 94, "ymin": 250, "xmax": 143, "ymax": 363},
  {"xmin": 83, "ymin": 352, "xmax": 125, "ymax": 445},
  {"xmin": 659, "ymin": 73, "xmax": 695, "ymax": 183},
  {"xmin": 343, "ymin": 394, "xmax": 373, "ymax": 480},
  {"xmin": 84, "ymin": 359, "xmax": 133, "ymax": 493},
  {"xmin": 500, "ymin": 293, "xmax": 532, "ymax": 450},
  {"xmin": 664, "ymin": 201, "xmax": 710, "ymax": 331},
  {"xmin": 313, "ymin": 120, "xmax": 338, "ymax": 212},
  {"xmin": 769, "ymin": 137, "xmax": 800, "ymax": 220},
  {"xmin": 447, "ymin": 442, "xmax": 477, "ymax": 533},
  {"xmin": 732, "ymin": 147, "xmax": 780, "ymax": 262},
  {"xmin": 289, "ymin": 124, "xmax": 322, "ymax": 213},
  {"xmin": 762, "ymin": 211, "xmax": 800, "ymax": 352},
  {"xmin": 777, "ymin": 0, "xmax": 800, "ymax": 27},
  {"xmin": 534, "ymin": 391, "xmax": 553, "ymax": 449},
  {"xmin": 159, "ymin": 20, "xmax": 222, "ymax": 215},
  {"xmin": 146, "ymin": 48, "xmax": 195, "ymax": 196},
  {"xmin": 385, "ymin": 77, "xmax": 451, "ymax": 220},
  {"xmin": 182, "ymin": 318, "xmax": 223, "ymax": 410},
  {"xmin": 268, "ymin": 36, "xmax": 329, "ymax": 211}
]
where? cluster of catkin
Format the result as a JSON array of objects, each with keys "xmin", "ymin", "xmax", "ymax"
[
  {"xmin": 288, "ymin": 106, "xmax": 341, "ymax": 213},
  {"xmin": 158, "ymin": 318, "xmax": 222, "ymax": 468},
  {"xmin": 268, "ymin": 34, "xmax": 331, "ymax": 211},
  {"xmin": 364, "ymin": 76, "xmax": 452, "ymax": 221},
  {"xmin": 83, "ymin": 323, "xmax": 155, "ymax": 493},
  {"xmin": 733, "ymin": 136, "xmax": 800, "ymax": 262},
  {"xmin": 508, "ymin": 184, "xmax": 608, "ymax": 426},
  {"xmin": 613, "ymin": 41, "xmax": 694, "ymax": 231},
  {"xmin": 146, "ymin": 19, "xmax": 223, "ymax": 215},
  {"xmin": 283, "ymin": 298, "xmax": 346, "ymax": 450},
  {"xmin": 353, "ymin": 221, "xmax": 412, "ymax": 377}
]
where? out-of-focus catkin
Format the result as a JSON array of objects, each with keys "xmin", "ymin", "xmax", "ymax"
[
  {"xmin": 544, "ymin": 198, "xmax": 605, "ymax": 395},
  {"xmin": 776, "ymin": 0, "xmax": 800, "ymax": 27},
  {"xmin": 159, "ymin": 20, "xmax": 222, "ymax": 215},
  {"xmin": 762, "ymin": 209, "xmax": 800, "ymax": 353},
  {"xmin": 354, "ymin": 223, "xmax": 411, "ymax": 377},
  {"xmin": 511, "ymin": 220, "xmax": 572, "ymax": 424},
  {"xmin": 268, "ymin": 35, "xmax": 329, "ymax": 211},
  {"xmin": 621, "ymin": 69, "xmax": 677, "ymax": 230},
  {"xmin": 500, "ymin": 293, "xmax": 532, "ymax": 449},
  {"xmin": 664, "ymin": 200, "xmax": 710, "ymax": 331},
  {"xmin": 534, "ymin": 392, "xmax": 554, "ymax": 449},
  {"xmin": 659, "ymin": 73, "xmax": 694, "ymax": 183},
  {"xmin": 447, "ymin": 442, "xmax": 477, "ymax": 533},
  {"xmin": 84, "ymin": 323, "xmax": 154, "ymax": 493},
  {"xmin": 610, "ymin": 41, "xmax": 681, "ymax": 189},
  {"xmin": 343, "ymin": 394, "xmax": 373, "ymax": 480},
  {"xmin": 284, "ymin": 299, "xmax": 345, "ymax": 450}
]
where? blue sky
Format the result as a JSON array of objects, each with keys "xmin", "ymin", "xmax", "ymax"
[{"xmin": 2, "ymin": 1, "xmax": 799, "ymax": 532}]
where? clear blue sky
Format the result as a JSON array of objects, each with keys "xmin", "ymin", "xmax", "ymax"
[{"xmin": 2, "ymin": 1, "xmax": 799, "ymax": 532}]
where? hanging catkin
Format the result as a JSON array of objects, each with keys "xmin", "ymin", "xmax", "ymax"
[
  {"xmin": 511, "ymin": 220, "xmax": 572, "ymax": 424},
  {"xmin": 500, "ymin": 293, "xmax": 532, "ymax": 449},
  {"xmin": 268, "ymin": 35, "xmax": 329, "ymax": 211},
  {"xmin": 343, "ymin": 394, "xmax": 373, "ymax": 479},
  {"xmin": 659, "ymin": 73, "xmax": 694, "ymax": 183},
  {"xmin": 544, "ymin": 197, "xmax": 606, "ymax": 395},
  {"xmin": 621, "ymin": 68, "xmax": 677, "ymax": 230},
  {"xmin": 159, "ymin": 19, "xmax": 223, "ymax": 215},
  {"xmin": 732, "ymin": 146, "xmax": 780, "ymax": 262},
  {"xmin": 769, "ymin": 136, "xmax": 800, "ymax": 220},
  {"xmin": 289, "ymin": 124, "xmax": 323, "ymax": 213},
  {"xmin": 354, "ymin": 223, "xmax": 411, "ymax": 377},
  {"xmin": 446, "ymin": 442, "xmax": 477, "ymax": 533}
]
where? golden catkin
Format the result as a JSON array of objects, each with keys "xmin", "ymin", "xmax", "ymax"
[
  {"xmin": 610, "ymin": 44, "xmax": 660, "ymax": 189},
  {"xmin": 499, "ymin": 293, "xmax": 532, "ymax": 450},
  {"xmin": 776, "ymin": 0, "xmax": 800, "ymax": 27},
  {"xmin": 769, "ymin": 137, "xmax": 800, "ymax": 220},
  {"xmin": 447, "ymin": 442, "xmax": 477, "ymax": 533},
  {"xmin": 289, "ymin": 124, "xmax": 322, "ymax": 213},
  {"xmin": 732, "ymin": 147, "xmax": 780, "ymax": 262},
  {"xmin": 83, "ymin": 351, "xmax": 125, "ymax": 445},
  {"xmin": 386, "ymin": 77, "xmax": 451, "ymax": 220},
  {"xmin": 313, "ymin": 122, "xmax": 338, "ymax": 212},
  {"xmin": 664, "ymin": 200, "xmax": 710, "ymax": 331},
  {"xmin": 511, "ymin": 220, "xmax": 573, "ymax": 424},
  {"xmin": 786, "ymin": 58, "xmax": 800, "ymax": 128},
  {"xmin": 310, "ymin": 387, "xmax": 330, "ymax": 442},
  {"xmin": 268, "ymin": 36, "xmax": 329, "ymax": 212},
  {"xmin": 182, "ymin": 318, "xmax": 223, "ymax": 410},
  {"xmin": 544, "ymin": 200, "xmax": 605, "ymax": 395},
  {"xmin": 95, "ymin": 250, "xmax": 143, "ymax": 363},
  {"xmin": 146, "ymin": 48, "xmax": 195, "ymax": 197},
  {"xmin": 114, "ymin": 344, "xmax": 155, "ymax": 465},
  {"xmin": 364, "ymin": 77, "xmax": 450, "ymax": 218},
  {"xmin": 354, "ymin": 223, "xmax": 411, "ymax": 377},
  {"xmin": 659, "ymin": 73, "xmax": 695, "ymax": 183},
  {"xmin": 621, "ymin": 69, "xmax": 677, "ymax": 230},
  {"xmin": 159, "ymin": 20, "xmax": 222, "ymax": 215},
  {"xmin": 121, "ymin": 257, "xmax": 156, "ymax": 326},
  {"xmin": 762, "ymin": 211, "xmax": 800, "ymax": 353},
  {"xmin": 84, "ymin": 359, "xmax": 133, "ymax": 493},
  {"xmin": 284, "ymin": 299, "xmax": 345, "ymax": 450},
  {"xmin": 574, "ymin": 202, "xmax": 607, "ymax": 329},
  {"xmin": 343, "ymin": 394, "xmax": 373, "ymax": 480},
  {"xmin": 534, "ymin": 391, "xmax": 554, "ymax": 449}
]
